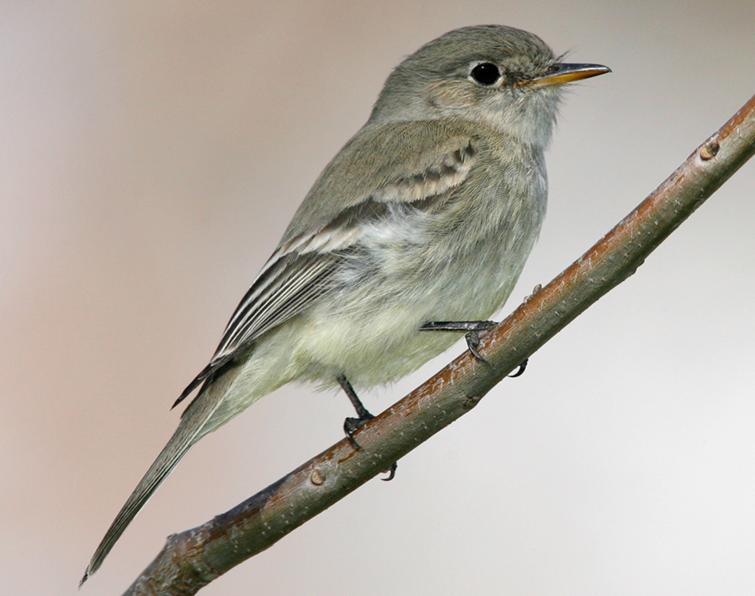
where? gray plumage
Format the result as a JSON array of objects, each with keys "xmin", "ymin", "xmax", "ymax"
[{"xmin": 82, "ymin": 24, "xmax": 609, "ymax": 584}]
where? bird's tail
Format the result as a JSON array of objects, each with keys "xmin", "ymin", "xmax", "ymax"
[{"xmin": 80, "ymin": 376, "xmax": 228, "ymax": 586}]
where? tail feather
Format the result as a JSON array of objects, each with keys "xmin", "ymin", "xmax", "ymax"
[{"xmin": 80, "ymin": 378, "xmax": 228, "ymax": 586}]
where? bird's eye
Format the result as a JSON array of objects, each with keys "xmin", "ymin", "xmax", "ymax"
[{"xmin": 470, "ymin": 62, "xmax": 501, "ymax": 86}]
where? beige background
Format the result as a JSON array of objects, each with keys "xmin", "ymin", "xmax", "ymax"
[{"xmin": 2, "ymin": 1, "xmax": 754, "ymax": 594}]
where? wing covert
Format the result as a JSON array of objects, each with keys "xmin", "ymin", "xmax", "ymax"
[{"xmin": 174, "ymin": 120, "xmax": 482, "ymax": 408}]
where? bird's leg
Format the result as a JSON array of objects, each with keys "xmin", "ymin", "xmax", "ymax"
[
  {"xmin": 337, "ymin": 374, "xmax": 397, "ymax": 481},
  {"xmin": 419, "ymin": 320, "xmax": 498, "ymax": 333},
  {"xmin": 420, "ymin": 320, "xmax": 528, "ymax": 376},
  {"xmin": 338, "ymin": 374, "xmax": 373, "ymax": 431}
]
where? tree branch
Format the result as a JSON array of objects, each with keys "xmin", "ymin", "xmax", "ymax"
[{"xmin": 125, "ymin": 95, "xmax": 755, "ymax": 595}]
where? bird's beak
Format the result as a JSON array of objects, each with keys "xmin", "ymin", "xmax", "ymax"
[{"xmin": 517, "ymin": 63, "xmax": 611, "ymax": 89}]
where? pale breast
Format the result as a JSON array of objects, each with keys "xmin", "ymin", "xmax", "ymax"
[{"xmin": 293, "ymin": 143, "xmax": 547, "ymax": 388}]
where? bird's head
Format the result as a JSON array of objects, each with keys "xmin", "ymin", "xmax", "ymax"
[{"xmin": 370, "ymin": 25, "xmax": 610, "ymax": 147}]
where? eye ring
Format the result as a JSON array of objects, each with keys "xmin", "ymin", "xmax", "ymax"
[{"xmin": 469, "ymin": 62, "xmax": 501, "ymax": 86}]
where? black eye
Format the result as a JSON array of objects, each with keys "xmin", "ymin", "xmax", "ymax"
[{"xmin": 470, "ymin": 62, "xmax": 501, "ymax": 86}]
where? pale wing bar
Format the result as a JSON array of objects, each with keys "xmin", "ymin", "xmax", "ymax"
[
  {"xmin": 174, "ymin": 138, "xmax": 477, "ymax": 408},
  {"xmin": 215, "ymin": 139, "xmax": 478, "ymax": 359}
]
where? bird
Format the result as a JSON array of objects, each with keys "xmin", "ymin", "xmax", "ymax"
[{"xmin": 81, "ymin": 24, "xmax": 609, "ymax": 584}]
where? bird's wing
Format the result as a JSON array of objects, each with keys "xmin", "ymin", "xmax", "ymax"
[
  {"xmin": 81, "ymin": 120, "xmax": 482, "ymax": 583},
  {"xmin": 280, "ymin": 118, "xmax": 482, "ymax": 243},
  {"xmin": 172, "ymin": 119, "xmax": 481, "ymax": 408}
]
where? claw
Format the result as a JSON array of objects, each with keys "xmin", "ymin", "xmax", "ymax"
[
  {"xmin": 338, "ymin": 374, "xmax": 400, "ymax": 480},
  {"xmin": 382, "ymin": 462, "xmax": 398, "ymax": 481},
  {"xmin": 343, "ymin": 413, "xmax": 373, "ymax": 450},
  {"xmin": 465, "ymin": 330, "xmax": 490, "ymax": 364},
  {"xmin": 508, "ymin": 358, "xmax": 529, "ymax": 378}
]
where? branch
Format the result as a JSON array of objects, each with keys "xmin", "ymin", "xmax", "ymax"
[{"xmin": 125, "ymin": 96, "xmax": 755, "ymax": 595}]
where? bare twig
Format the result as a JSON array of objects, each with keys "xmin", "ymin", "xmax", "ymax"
[{"xmin": 125, "ymin": 96, "xmax": 755, "ymax": 595}]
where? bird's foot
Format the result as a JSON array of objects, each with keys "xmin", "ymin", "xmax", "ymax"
[
  {"xmin": 342, "ymin": 415, "xmax": 398, "ymax": 481},
  {"xmin": 420, "ymin": 320, "xmax": 531, "ymax": 373},
  {"xmin": 343, "ymin": 412, "xmax": 374, "ymax": 449},
  {"xmin": 509, "ymin": 358, "xmax": 529, "ymax": 378},
  {"xmin": 464, "ymin": 329, "xmax": 490, "ymax": 364},
  {"xmin": 382, "ymin": 462, "xmax": 398, "ymax": 481},
  {"xmin": 338, "ymin": 375, "xmax": 398, "ymax": 481},
  {"xmin": 420, "ymin": 320, "xmax": 498, "ymax": 364}
]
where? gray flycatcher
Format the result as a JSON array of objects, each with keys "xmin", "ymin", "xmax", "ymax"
[{"xmin": 82, "ymin": 24, "xmax": 609, "ymax": 583}]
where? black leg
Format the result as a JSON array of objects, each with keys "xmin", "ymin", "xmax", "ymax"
[
  {"xmin": 338, "ymin": 374, "xmax": 373, "ymax": 422},
  {"xmin": 337, "ymin": 375, "xmax": 397, "ymax": 481},
  {"xmin": 420, "ymin": 320, "xmax": 499, "ymax": 364},
  {"xmin": 419, "ymin": 320, "xmax": 497, "ymax": 333}
]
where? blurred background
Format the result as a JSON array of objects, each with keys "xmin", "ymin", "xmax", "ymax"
[{"xmin": 1, "ymin": 1, "xmax": 753, "ymax": 594}]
